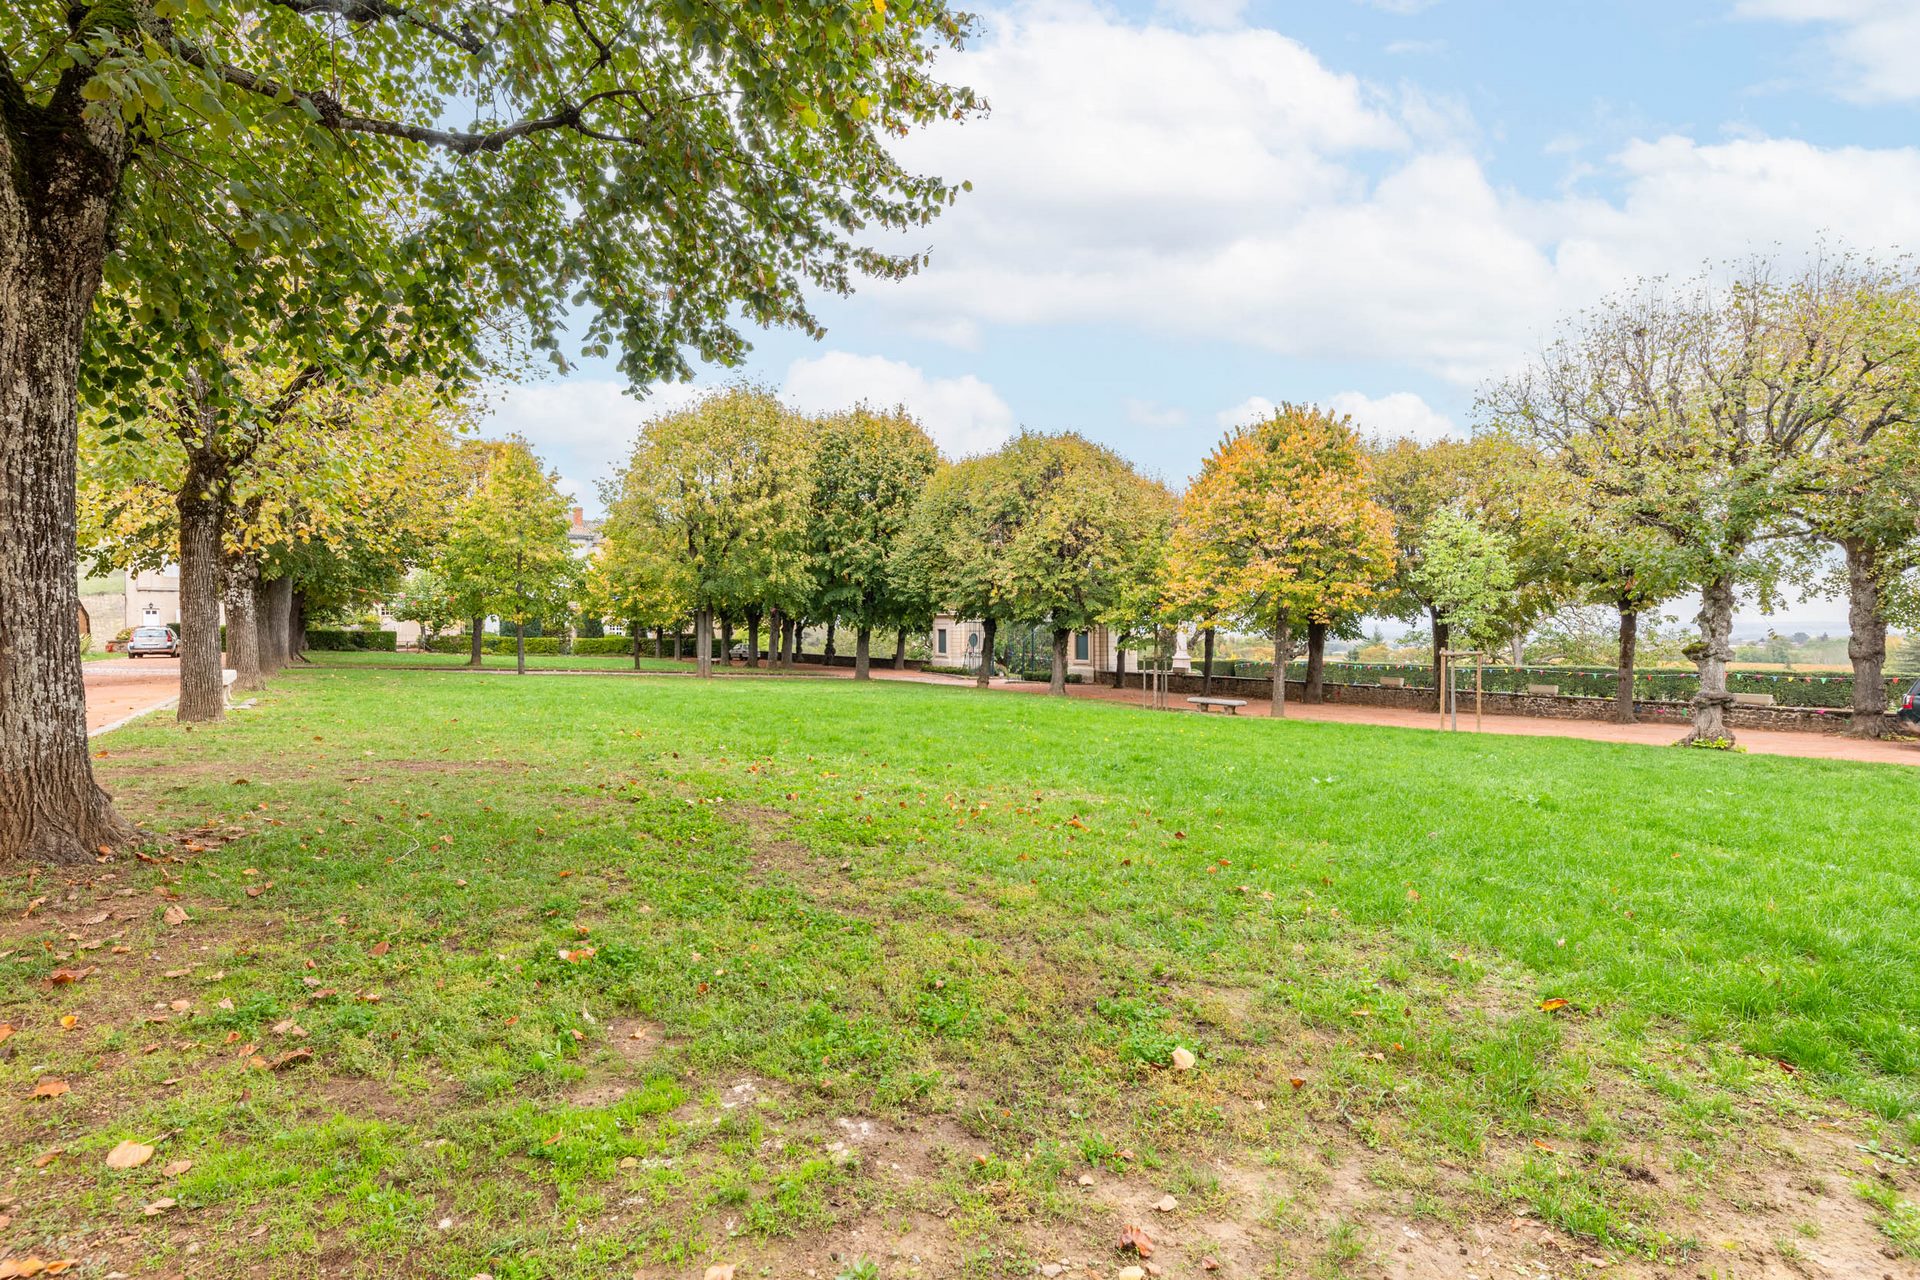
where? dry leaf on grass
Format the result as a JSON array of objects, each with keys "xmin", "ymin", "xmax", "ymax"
[
  {"xmin": 1, "ymin": 1258, "xmax": 81, "ymax": 1278},
  {"xmin": 0, "ymin": 1022, "xmax": 14, "ymax": 1043},
  {"xmin": 106, "ymin": 1139, "xmax": 155, "ymax": 1169},
  {"xmin": 1119, "ymin": 1223, "xmax": 1154, "ymax": 1257},
  {"xmin": 162, "ymin": 1159, "xmax": 193, "ymax": 1177},
  {"xmin": 31, "ymin": 1149, "xmax": 64, "ymax": 1168},
  {"xmin": 1170, "ymin": 1046, "xmax": 1196, "ymax": 1071},
  {"xmin": 1539, "ymin": 997, "xmax": 1570, "ymax": 1012},
  {"xmin": 702, "ymin": 1266, "xmax": 736, "ymax": 1280},
  {"xmin": 141, "ymin": 1197, "xmax": 176, "ymax": 1216},
  {"xmin": 368, "ymin": 940, "xmax": 390, "ymax": 957},
  {"xmin": 29, "ymin": 1079, "xmax": 70, "ymax": 1100},
  {"xmin": 163, "ymin": 904, "xmax": 189, "ymax": 926}
]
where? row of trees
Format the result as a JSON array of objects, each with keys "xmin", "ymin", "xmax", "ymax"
[
  {"xmin": 589, "ymin": 387, "xmax": 1173, "ymax": 689},
  {"xmin": 81, "ymin": 362, "xmax": 477, "ymax": 716},
  {"xmin": 3, "ymin": 0, "xmax": 982, "ymax": 864},
  {"xmin": 585, "ymin": 255, "xmax": 1920, "ymax": 748}
]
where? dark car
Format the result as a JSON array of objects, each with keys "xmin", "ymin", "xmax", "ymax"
[
  {"xmin": 126, "ymin": 625, "xmax": 179, "ymax": 658},
  {"xmin": 1900, "ymin": 679, "xmax": 1920, "ymax": 725}
]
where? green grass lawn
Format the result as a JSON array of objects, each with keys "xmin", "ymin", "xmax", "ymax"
[
  {"xmin": 303, "ymin": 649, "xmax": 702, "ymax": 673},
  {"xmin": 8, "ymin": 671, "xmax": 1920, "ymax": 1277}
]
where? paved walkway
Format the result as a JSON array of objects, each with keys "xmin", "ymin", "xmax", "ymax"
[{"xmin": 867, "ymin": 667, "xmax": 1920, "ymax": 767}]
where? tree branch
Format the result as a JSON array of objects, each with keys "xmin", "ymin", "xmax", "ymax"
[{"xmin": 264, "ymin": 0, "xmax": 486, "ymax": 56}]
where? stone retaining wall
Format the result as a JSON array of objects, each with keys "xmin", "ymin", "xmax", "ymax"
[{"xmin": 1149, "ymin": 671, "xmax": 1882, "ymax": 736}]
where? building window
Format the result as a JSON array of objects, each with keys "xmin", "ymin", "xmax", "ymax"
[
  {"xmin": 936, "ymin": 627, "xmax": 948, "ymax": 655},
  {"xmin": 1074, "ymin": 632, "xmax": 1090, "ymax": 662}
]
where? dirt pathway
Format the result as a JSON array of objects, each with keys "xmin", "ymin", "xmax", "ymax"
[
  {"xmin": 868, "ymin": 667, "xmax": 1920, "ymax": 767},
  {"xmin": 84, "ymin": 657, "xmax": 180, "ymax": 734}
]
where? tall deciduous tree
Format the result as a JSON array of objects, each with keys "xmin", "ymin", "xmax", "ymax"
[
  {"xmin": 807, "ymin": 407, "xmax": 940, "ymax": 679},
  {"xmin": 2, "ymin": 0, "xmax": 979, "ymax": 861},
  {"xmin": 1166, "ymin": 404, "xmax": 1393, "ymax": 716},
  {"xmin": 443, "ymin": 442, "xmax": 576, "ymax": 675},
  {"xmin": 998, "ymin": 432, "xmax": 1167, "ymax": 696},
  {"xmin": 896, "ymin": 454, "xmax": 1026, "ymax": 688},
  {"xmin": 1493, "ymin": 261, "xmax": 1916, "ymax": 744},
  {"xmin": 606, "ymin": 388, "xmax": 810, "ymax": 677}
]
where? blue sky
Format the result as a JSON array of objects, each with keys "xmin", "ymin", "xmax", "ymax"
[{"xmin": 492, "ymin": 0, "xmax": 1920, "ymax": 632}]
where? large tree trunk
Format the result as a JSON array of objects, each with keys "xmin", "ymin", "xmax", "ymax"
[
  {"xmin": 289, "ymin": 590, "xmax": 308, "ymax": 662},
  {"xmin": 1110, "ymin": 629, "xmax": 1128, "ymax": 689},
  {"xmin": 258, "ymin": 577, "xmax": 292, "ymax": 675},
  {"xmin": 746, "ymin": 609, "xmax": 761, "ymax": 670},
  {"xmin": 720, "ymin": 614, "xmax": 734, "ymax": 667},
  {"xmin": 894, "ymin": 625, "xmax": 909, "ymax": 670},
  {"xmin": 1681, "ymin": 571, "xmax": 1736, "ymax": 745},
  {"xmin": 673, "ymin": 626, "xmax": 683, "ymax": 661},
  {"xmin": 1429, "ymin": 609, "xmax": 1449, "ymax": 713},
  {"xmin": 854, "ymin": 625, "xmax": 872, "ymax": 680},
  {"xmin": 1049, "ymin": 626, "xmax": 1070, "ymax": 696},
  {"xmin": 767, "ymin": 607, "xmax": 782, "ymax": 668},
  {"xmin": 976, "ymin": 617, "xmax": 996, "ymax": 689},
  {"xmin": 175, "ymin": 460, "xmax": 227, "ymax": 723},
  {"xmin": 1304, "ymin": 621, "xmax": 1328, "ymax": 703},
  {"xmin": 1844, "ymin": 540, "xmax": 1892, "ymax": 739},
  {"xmin": 0, "ymin": 124, "xmax": 141, "ymax": 863},
  {"xmin": 469, "ymin": 615, "xmax": 486, "ymax": 667},
  {"xmin": 1271, "ymin": 616, "xmax": 1291, "ymax": 718},
  {"xmin": 823, "ymin": 619, "xmax": 836, "ymax": 662},
  {"xmin": 1613, "ymin": 605, "xmax": 1638, "ymax": 725},
  {"xmin": 631, "ymin": 621, "xmax": 643, "ymax": 670},
  {"xmin": 224, "ymin": 553, "xmax": 263, "ymax": 693},
  {"xmin": 696, "ymin": 608, "xmax": 713, "ymax": 678},
  {"xmin": 653, "ymin": 625, "xmax": 664, "ymax": 660},
  {"xmin": 1202, "ymin": 627, "xmax": 1215, "ymax": 696}
]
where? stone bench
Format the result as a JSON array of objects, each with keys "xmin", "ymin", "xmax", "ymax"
[
  {"xmin": 1732, "ymin": 692, "xmax": 1776, "ymax": 707},
  {"xmin": 1527, "ymin": 683, "xmax": 1559, "ymax": 696},
  {"xmin": 1187, "ymin": 697, "xmax": 1249, "ymax": 715},
  {"xmin": 1379, "ymin": 677, "xmax": 1405, "ymax": 688}
]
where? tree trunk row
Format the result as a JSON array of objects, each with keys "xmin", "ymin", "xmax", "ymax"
[
  {"xmin": 976, "ymin": 618, "xmax": 996, "ymax": 689},
  {"xmin": 1682, "ymin": 572, "xmax": 1736, "ymax": 744},
  {"xmin": 1270, "ymin": 616, "xmax": 1291, "ymax": 718},
  {"xmin": 1613, "ymin": 606, "xmax": 1637, "ymax": 725}
]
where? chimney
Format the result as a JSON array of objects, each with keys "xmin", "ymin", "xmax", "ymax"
[{"xmin": 571, "ymin": 506, "xmax": 585, "ymax": 531}]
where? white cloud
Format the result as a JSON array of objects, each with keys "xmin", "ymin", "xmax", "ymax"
[
  {"xmin": 880, "ymin": 8, "xmax": 1920, "ymax": 387},
  {"xmin": 1734, "ymin": 0, "xmax": 1920, "ymax": 102},
  {"xmin": 1212, "ymin": 391, "xmax": 1455, "ymax": 441},
  {"xmin": 780, "ymin": 352, "xmax": 1017, "ymax": 458},
  {"xmin": 1216, "ymin": 395, "xmax": 1275, "ymax": 430},
  {"xmin": 1124, "ymin": 397, "xmax": 1189, "ymax": 428},
  {"xmin": 477, "ymin": 379, "xmax": 707, "ymax": 515},
  {"xmin": 1153, "ymin": 0, "xmax": 1248, "ymax": 27},
  {"xmin": 1325, "ymin": 391, "xmax": 1457, "ymax": 442}
]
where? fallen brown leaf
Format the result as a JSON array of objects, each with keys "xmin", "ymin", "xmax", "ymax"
[
  {"xmin": 1119, "ymin": 1222, "xmax": 1154, "ymax": 1257},
  {"xmin": 368, "ymin": 940, "xmax": 390, "ymax": 957},
  {"xmin": 163, "ymin": 904, "xmax": 189, "ymax": 927},
  {"xmin": 141, "ymin": 1197, "xmax": 177, "ymax": 1216},
  {"xmin": 105, "ymin": 1139, "xmax": 155, "ymax": 1169},
  {"xmin": 162, "ymin": 1159, "xmax": 193, "ymax": 1177},
  {"xmin": 30, "ymin": 1079, "xmax": 70, "ymax": 1100}
]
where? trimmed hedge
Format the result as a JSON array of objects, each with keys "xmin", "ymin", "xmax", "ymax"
[
  {"xmin": 571, "ymin": 636, "xmax": 638, "ymax": 655},
  {"xmin": 423, "ymin": 634, "xmax": 562, "ymax": 656},
  {"xmin": 305, "ymin": 628, "xmax": 396, "ymax": 651},
  {"xmin": 1249, "ymin": 660, "xmax": 1903, "ymax": 710}
]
